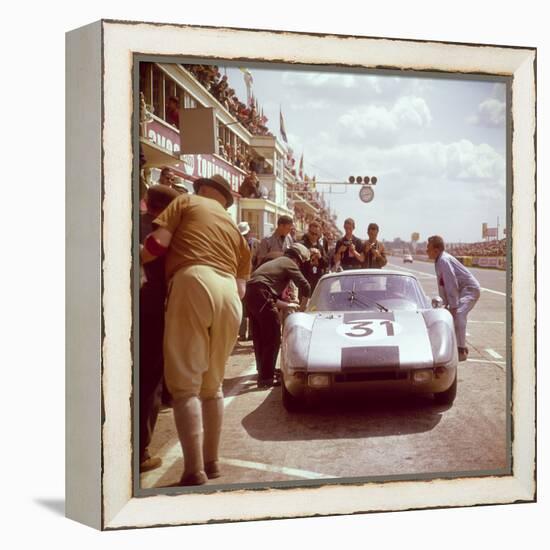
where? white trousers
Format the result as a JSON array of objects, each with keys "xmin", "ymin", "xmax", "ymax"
[{"xmin": 453, "ymin": 287, "xmax": 480, "ymax": 348}]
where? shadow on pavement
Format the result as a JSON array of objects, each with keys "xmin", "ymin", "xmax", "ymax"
[
  {"xmin": 242, "ymin": 388, "xmax": 444, "ymax": 441},
  {"xmin": 231, "ymin": 342, "xmax": 255, "ymax": 356},
  {"xmin": 223, "ymin": 373, "xmax": 272, "ymax": 397}
]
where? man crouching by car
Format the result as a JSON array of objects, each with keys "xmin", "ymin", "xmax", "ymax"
[{"xmin": 245, "ymin": 243, "xmax": 311, "ymax": 388}]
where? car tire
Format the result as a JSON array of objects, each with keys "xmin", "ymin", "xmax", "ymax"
[
  {"xmin": 434, "ymin": 374, "xmax": 457, "ymax": 405},
  {"xmin": 281, "ymin": 379, "xmax": 305, "ymax": 412}
]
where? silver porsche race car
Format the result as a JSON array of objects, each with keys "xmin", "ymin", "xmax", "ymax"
[{"xmin": 280, "ymin": 269, "xmax": 458, "ymax": 411}]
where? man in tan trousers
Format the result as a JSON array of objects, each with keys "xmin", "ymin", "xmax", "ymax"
[{"xmin": 141, "ymin": 174, "xmax": 251, "ymax": 486}]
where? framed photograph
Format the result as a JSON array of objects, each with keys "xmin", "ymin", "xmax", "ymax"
[{"xmin": 66, "ymin": 19, "xmax": 536, "ymax": 530}]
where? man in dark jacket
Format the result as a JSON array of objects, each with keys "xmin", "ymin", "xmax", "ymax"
[
  {"xmin": 139, "ymin": 184, "xmax": 180, "ymax": 473},
  {"xmin": 245, "ymin": 243, "xmax": 311, "ymax": 388},
  {"xmin": 333, "ymin": 218, "xmax": 363, "ymax": 270},
  {"xmin": 362, "ymin": 223, "xmax": 388, "ymax": 268},
  {"xmin": 299, "ymin": 219, "xmax": 328, "ymax": 292}
]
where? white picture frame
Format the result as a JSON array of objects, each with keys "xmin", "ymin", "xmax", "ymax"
[{"xmin": 66, "ymin": 19, "xmax": 536, "ymax": 530}]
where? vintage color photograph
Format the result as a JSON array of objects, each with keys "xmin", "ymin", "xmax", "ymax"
[{"xmin": 136, "ymin": 59, "xmax": 509, "ymax": 492}]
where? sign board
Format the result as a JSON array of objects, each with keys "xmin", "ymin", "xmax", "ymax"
[
  {"xmin": 145, "ymin": 120, "xmax": 245, "ymax": 192},
  {"xmin": 179, "ymin": 106, "xmax": 217, "ymax": 154},
  {"xmin": 482, "ymin": 222, "xmax": 488, "ymax": 238}
]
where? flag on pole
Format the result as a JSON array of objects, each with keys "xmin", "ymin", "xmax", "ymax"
[
  {"xmin": 299, "ymin": 153, "xmax": 304, "ymax": 180},
  {"xmin": 239, "ymin": 68, "xmax": 253, "ymax": 105},
  {"xmin": 280, "ymin": 109, "xmax": 288, "ymax": 143}
]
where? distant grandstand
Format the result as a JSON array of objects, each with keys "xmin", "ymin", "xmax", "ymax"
[{"xmin": 448, "ymin": 238, "xmax": 506, "ymax": 257}]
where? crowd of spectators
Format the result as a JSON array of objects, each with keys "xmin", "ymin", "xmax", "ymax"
[
  {"xmin": 182, "ymin": 64, "xmax": 273, "ymax": 137},
  {"xmin": 152, "ymin": 63, "xmax": 339, "ymax": 238},
  {"xmin": 448, "ymin": 239, "xmax": 506, "ymax": 257}
]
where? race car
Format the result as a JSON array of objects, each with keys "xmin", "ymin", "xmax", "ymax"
[
  {"xmin": 403, "ymin": 253, "xmax": 413, "ymax": 263},
  {"xmin": 280, "ymin": 270, "xmax": 458, "ymax": 411}
]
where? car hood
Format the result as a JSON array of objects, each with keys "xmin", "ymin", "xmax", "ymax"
[{"xmin": 306, "ymin": 310, "xmax": 433, "ymax": 371}]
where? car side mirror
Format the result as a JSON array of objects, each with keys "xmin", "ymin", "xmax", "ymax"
[{"xmin": 431, "ymin": 296, "xmax": 444, "ymax": 309}]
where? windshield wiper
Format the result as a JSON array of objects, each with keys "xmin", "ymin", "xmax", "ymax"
[{"xmin": 347, "ymin": 289, "xmax": 389, "ymax": 312}]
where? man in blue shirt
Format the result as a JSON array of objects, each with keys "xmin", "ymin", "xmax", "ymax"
[{"xmin": 427, "ymin": 235, "xmax": 481, "ymax": 362}]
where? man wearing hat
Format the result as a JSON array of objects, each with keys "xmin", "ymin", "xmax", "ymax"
[
  {"xmin": 237, "ymin": 221, "xmax": 260, "ymax": 269},
  {"xmin": 141, "ymin": 174, "xmax": 251, "ymax": 486},
  {"xmin": 237, "ymin": 221, "xmax": 259, "ymax": 341}
]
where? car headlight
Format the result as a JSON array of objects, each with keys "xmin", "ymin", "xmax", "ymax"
[
  {"xmin": 412, "ymin": 369, "xmax": 433, "ymax": 384},
  {"xmin": 284, "ymin": 325, "xmax": 312, "ymax": 371},
  {"xmin": 308, "ymin": 374, "xmax": 331, "ymax": 388}
]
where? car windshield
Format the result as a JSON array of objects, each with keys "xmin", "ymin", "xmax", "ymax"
[{"xmin": 307, "ymin": 273, "xmax": 429, "ymax": 312}]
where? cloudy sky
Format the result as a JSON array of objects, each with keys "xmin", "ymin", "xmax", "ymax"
[{"xmin": 225, "ymin": 64, "xmax": 508, "ymax": 244}]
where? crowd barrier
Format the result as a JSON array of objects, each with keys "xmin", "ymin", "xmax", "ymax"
[
  {"xmin": 389, "ymin": 252, "xmax": 506, "ymax": 270},
  {"xmin": 411, "ymin": 254, "xmax": 506, "ymax": 270}
]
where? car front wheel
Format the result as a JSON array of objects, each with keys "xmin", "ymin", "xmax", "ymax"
[
  {"xmin": 281, "ymin": 378, "xmax": 305, "ymax": 412},
  {"xmin": 434, "ymin": 375, "xmax": 457, "ymax": 405}
]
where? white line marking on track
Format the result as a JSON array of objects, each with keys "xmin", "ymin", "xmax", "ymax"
[
  {"xmin": 388, "ymin": 263, "xmax": 506, "ymax": 296},
  {"xmin": 219, "ymin": 457, "xmax": 333, "ymax": 480},
  {"xmin": 466, "ymin": 358, "xmax": 505, "ymax": 366},
  {"xmin": 485, "ymin": 348, "xmax": 504, "ymax": 359},
  {"xmin": 224, "ymin": 364, "xmax": 258, "ymax": 406},
  {"xmin": 142, "ymin": 362, "xmax": 259, "ymax": 488}
]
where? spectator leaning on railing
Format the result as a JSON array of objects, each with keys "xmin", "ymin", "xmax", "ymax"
[
  {"xmin": 238, "ymin": 171, "xmax": 261, "ymax": 198},
  {"xmin": 166, "ymin": 96, "xmax": 180, "ymax": 127}
]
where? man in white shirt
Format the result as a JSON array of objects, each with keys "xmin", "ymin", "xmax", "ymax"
[{"xmin": 427, "ymin": 235, "xmax": 481, "ymax": 362}]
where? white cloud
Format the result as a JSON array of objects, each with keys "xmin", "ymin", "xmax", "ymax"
[
  {"xmin": 337, "ymin": 96, "xmax": 432, "ymax": 146},
  {"xmin": 373, "ymin": 140, "xmax": 504, "ymax": 189},
  {"xmin": 468, "ymin": 98, "xmax": 506, "ymax": 127},
  {"xmin": 308, "ymin": 139, "xmax": 504, "ymax": 191},
  {"xmin": 393, "ymin": 96, "xmax": 432, "ymax": 127},
  {"xmin": 446, "ymin": 140, "xmax": 504, "ymax": 181}
]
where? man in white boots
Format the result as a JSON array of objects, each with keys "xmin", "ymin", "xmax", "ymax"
[{"xmin": 141, "ymin": 175, "xmax": 251, "ymax": 486}]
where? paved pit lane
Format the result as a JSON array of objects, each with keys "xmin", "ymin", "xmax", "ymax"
[{"xmin": 140, "ymin": 259, "xmax": 509, "ymax": 491}]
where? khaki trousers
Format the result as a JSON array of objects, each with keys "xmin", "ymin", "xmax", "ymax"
[{"xmin": 164, "ymin": 265, "xmax": 242, "ymax": 401}]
